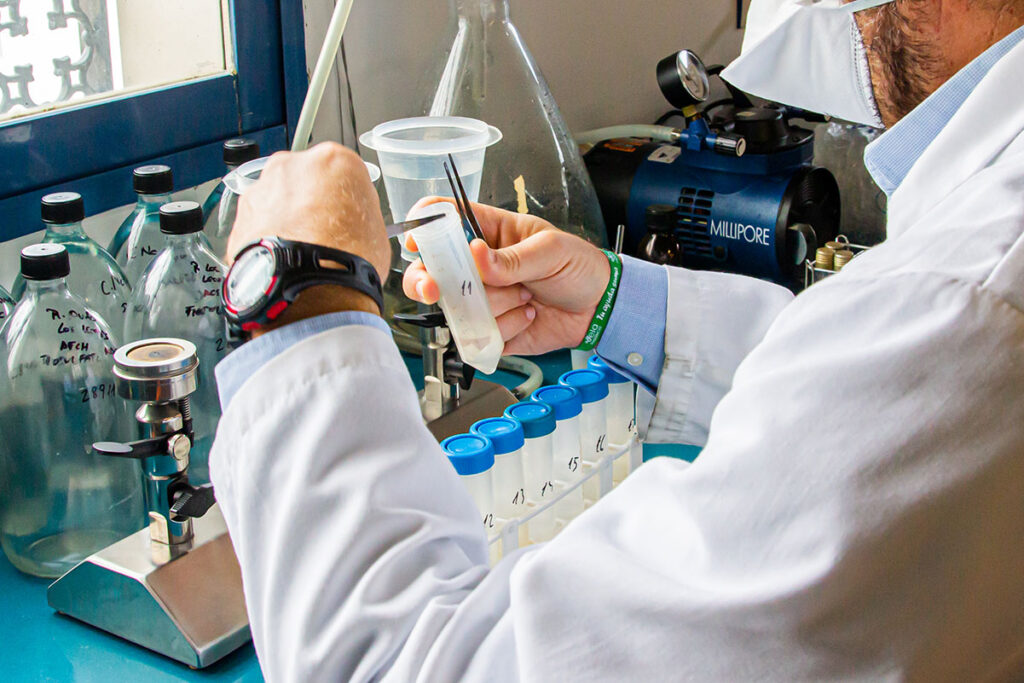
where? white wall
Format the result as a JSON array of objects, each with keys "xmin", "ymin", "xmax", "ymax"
[{"xmin": 304, "ymin": 0, "xmax": 745, "ymax": 144}]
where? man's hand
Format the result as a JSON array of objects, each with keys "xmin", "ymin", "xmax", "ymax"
[
  {"xmin": 227, "ymin": 143, "xmax": 391, "ymax": 328},
  {"xmin": 402, "ymin": 199, "xmax": 610, "ymax": 355}
]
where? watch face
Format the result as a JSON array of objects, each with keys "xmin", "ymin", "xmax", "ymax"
[{"xmin": 226, "ymin": 244, "xmax": 277, "ymax": 313}]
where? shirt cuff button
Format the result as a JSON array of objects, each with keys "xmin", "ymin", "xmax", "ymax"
[{"xmin": 627, "ymin": 352, "xmax": 644, "ymax": 367}]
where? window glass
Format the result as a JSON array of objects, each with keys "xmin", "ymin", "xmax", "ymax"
[{"xmin": 0, "ymin": 0, "xmax": 231, "ymax": 122}]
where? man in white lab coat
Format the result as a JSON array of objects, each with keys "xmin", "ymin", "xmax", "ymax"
[{"xmin": 211, "ymin": 0, "xmax": 1024, "ymax": 680}]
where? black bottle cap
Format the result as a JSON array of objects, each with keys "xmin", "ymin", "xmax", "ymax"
[
  {"xmin": 21, "ymin": 243, "xmax": 70, "ymax": 280},
  {"xmin": 645, "ymin": 205, "xmax": 678, "ymax": 234},
  {"xmin": 133, "ymin": 165, "xmax": 174, "ymax": 195},
  {"xmin": 159, "ymin": 201, "xmax": 204, "ymax": 235},
  {"xmin": 41, "ymin": 192, "xmax": 85, "ymax": 224},
  {"xmin": 223, "ymin": 138, "xmax": 260, "ymax": 166}
]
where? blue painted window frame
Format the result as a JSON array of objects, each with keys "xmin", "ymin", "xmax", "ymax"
[{"xmin": 0, "ymin": 0, "xmax": 308, "ymax": 242}]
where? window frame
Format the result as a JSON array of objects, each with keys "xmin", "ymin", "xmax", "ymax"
[{"xmin": 0, "ymin": 0, "xmax": 308, "ymax": 242}]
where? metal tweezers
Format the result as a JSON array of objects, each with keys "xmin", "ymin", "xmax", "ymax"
[
  {"xmin": 385, "ymin": 213, "xmax": 446, "ymax": 239},
  {"xmin": 444, "ymin": 153, "xmax": 488, "ymax": 245},
  {"xmin": 384, "ymin": 154, "xmax": 488, "ymax": 245}
]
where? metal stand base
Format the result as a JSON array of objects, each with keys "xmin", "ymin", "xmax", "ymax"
[
  {"xmin": 47, "ymin": 505, "xmax": 250, "ymax": 669},
  {"xmin": 426, "ymin": 379, "xmax": 518, "ymax": 442}
]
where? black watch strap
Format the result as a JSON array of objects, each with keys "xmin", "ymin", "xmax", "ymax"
[{"xmin": 277, "ymin": 240, "xmax": 384, "ymax": 315}]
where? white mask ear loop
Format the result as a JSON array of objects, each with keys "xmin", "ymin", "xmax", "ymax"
[{"xmin": 844, "ymin": 0, "xmax": 896, "ymax": 127}]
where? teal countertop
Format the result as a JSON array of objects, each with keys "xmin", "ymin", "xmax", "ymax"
[{"xmin": 1, "ymin": 350, "xmax": 697, "ymax": 681}]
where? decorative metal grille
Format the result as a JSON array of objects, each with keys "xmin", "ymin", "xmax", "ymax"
[{"xmin": 0, "ymin": 0, "xmax": 113, "ymax": 115}]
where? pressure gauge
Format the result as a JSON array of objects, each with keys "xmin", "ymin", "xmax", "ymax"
[{"xmin": 657, "ymin": 50, "xmax": 710, "ymax": 109}]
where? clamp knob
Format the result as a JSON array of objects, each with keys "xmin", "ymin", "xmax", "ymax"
[{"xmin": 168, "ymin": 484, "xmax": 217, "ymax": 521}]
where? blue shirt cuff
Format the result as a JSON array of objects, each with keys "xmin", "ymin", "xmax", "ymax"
[
  {"xmin": 215, "ymin": 311, "xmax": 392, "ymax": 410},
  {"xmin": 596, "ymin": 255, "xmax": 668, "ymax": 392}
]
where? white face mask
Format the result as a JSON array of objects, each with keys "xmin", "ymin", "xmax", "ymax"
[{"xmin": 721, "ymin": 0, "xmax": 896, "ymax": 128}]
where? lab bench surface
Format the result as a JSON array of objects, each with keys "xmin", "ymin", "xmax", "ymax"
[{"xmin": 2, "ymin": 350, "xmax": 697, "ymax": 681}]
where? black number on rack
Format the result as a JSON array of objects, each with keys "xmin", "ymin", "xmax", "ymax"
[
  {"xmin": 513, "ymin": 488, "xmax": 526, "ymax": 505},
  {"xmin": 483, "ymin": 513, "xmax": 495, "ymax": 529},
  {"xmin": 568, "ymin": 456, "xmax": 580, "ymax": 473},
  {"xmin": 461, "ymin": 281, "xmax": 472, "ymax": 296},
  {"xmin": 596, "ymin": 435, "xmax": 606, "ymax": 453}
]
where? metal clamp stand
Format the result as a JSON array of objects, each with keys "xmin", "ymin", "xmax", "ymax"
[
  {"xmin": 395, "ymin": 311, "xmax": 517, "ymax": 441},
  {"xmin": 48, "ymin": 339, "xmax": 250, "ymax": 669}
]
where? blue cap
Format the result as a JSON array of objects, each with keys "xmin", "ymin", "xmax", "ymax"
[
  {"xmin": 504, "ymin": 401, "xmax": 556, "ymax": 439},
  {"xmin": 588, "ymin": 355, "xmax": 630, "ymax": 384},
  {"xmin": 559, "ymin": 369, "xmax": 609, "ymax": 404},
  {"xmin": 441, "ymin": 434, "xmax": 495, "ymax": 475},
  {"xmin": 470, "ymin": 418, "xmax": 525, "ymax": 455},
  {"xmin": 531, "ymin": 385, "xmax": 582, "ymax": 421}
]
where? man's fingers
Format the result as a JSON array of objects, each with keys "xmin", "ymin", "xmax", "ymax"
[
  {"xmin": 488, "ymin": 285, "xmax": 533, "ymax": 318},
  {"xmin": 470, "ymin": 232, "xmax": 568, "ymax": 288},
  {"xmin": 402, "ymin": 260, "xmax": 439, "ymax": 304},
  {"xmin": 410, "ymin": 196, "xmax": 552, "ymax": 248},
  {"xmin": 496, "ymin": 305, "xmax": 537, "ymax": 342}
]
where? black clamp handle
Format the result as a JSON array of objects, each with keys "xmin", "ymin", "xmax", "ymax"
[
  {"xmin": 94, "ymin": 438, "xmax": 172, "ymax": 460},
  {"xmin": 169, "ymin": 483, "xmax": 216, "ymax": 521}
]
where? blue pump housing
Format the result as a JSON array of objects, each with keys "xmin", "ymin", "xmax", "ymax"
[{"xmin": 584, "ymin": 123, "xmax": 840, "ymax": 286}]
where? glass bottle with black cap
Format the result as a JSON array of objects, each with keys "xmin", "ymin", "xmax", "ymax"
[
  {"xmin": 0, "ymin": 244, "xmax": 144, "ymax": 578},
  {"xmin": 204, "ymin": 138, "xmax": 261, "ymax": 258},
  {"xmin": 110, "ymin": 165, "xmax": 179, "ymax": 285},
  {"xmin": 124, "ymin": 202, "xmax": 228, "ymax": 485},
  {"xmin": 11, "ymin": 192, "xmax": 130, "ymax": 329},
  {"xmin": 0, "ymin": 284, "xmax": 13, "ymax": 328},
  {"xmin": 637, "ymin": 204, "xmax": 686, "ymax": 267}
]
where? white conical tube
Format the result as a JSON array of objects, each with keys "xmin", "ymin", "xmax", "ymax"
[{"xmin": 409, "ymin": 203, "xmax": 503, "ymax": 374}]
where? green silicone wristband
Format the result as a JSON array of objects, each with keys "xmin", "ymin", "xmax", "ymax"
[{"xmin": 576, "ymin": 250, "xmax": 622, "ymax": 352}]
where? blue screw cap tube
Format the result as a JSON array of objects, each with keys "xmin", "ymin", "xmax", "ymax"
[
  {"xmin": 471, "ymin": 418, "xmax": 527, "ymax": 521},
  {"xmin": 441, "ymin": 434, "xmax": 497, "ymax": 534}
]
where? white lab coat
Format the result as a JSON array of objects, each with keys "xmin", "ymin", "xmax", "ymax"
[{"xmin": 210, "ymin": 41, "xmax": 1024, "ymax": 683}]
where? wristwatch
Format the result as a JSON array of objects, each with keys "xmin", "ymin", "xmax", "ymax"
[{"xmin": 222, "ymin": 237, "xmax": 384, "ymax": 337}]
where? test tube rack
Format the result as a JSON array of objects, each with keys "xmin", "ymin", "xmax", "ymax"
[
  {"xmin": 803, "ymin": 234, "xmax": 873, "ymax": 290},
  {"xmin": 486, "ymin": 438, "xmax": 642, "ymax": 558}
]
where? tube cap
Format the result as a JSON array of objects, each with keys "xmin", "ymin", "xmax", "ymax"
[
  {"xmin": 20, "ymin": 243, "xmax": 70, "ymax": 280},
  {"xmin": 504, "ymin": 402, "xmax": 556, "ymax": 439},
  {"xmin": 133, "ymin": 165, "xmax": 173, "ymax": 195},
  {"xmin": 441, "ymin": 434, "xmax": 495, "ymax": 476},
  {"xmin": 587, "ymin": 355, "xmax": 631, "ymax": 385},
  {"xmin": 41, "ymin": 192, "xmax": 84, "ymax": 224},
  {"xmin": 223, "ymin": 138, "xmax": 260, "ymax": 166},
  {"xmin": 471, "ymin": 417, "xmax": 525, "ymax": 455},
  {"xmin": 531, "ymin": 385, "xmax": 582, "ymax": 421},
  {"xmin": 160, "ymin": 201, "xmax": 204, "ymax": 235},
  {"xmin": 559, "ymin": 369, "xmax": 609, "ymax": 404}
]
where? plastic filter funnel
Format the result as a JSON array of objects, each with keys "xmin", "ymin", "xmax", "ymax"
[{"xmin": 360, "ymin": 116, "xmax": 502, "ymax": 225}]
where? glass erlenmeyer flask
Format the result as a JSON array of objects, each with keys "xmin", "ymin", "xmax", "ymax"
[{"xmin": 423, "ymin": 0, "xmax": 607, "ymax": 246}]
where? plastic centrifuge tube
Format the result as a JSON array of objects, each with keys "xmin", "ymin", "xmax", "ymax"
[
  {"xmin": 588, "ymin": 355, "xmax": 637, "ymax": 484},
  {"xmin": 570, "ymin": 349, "xmax": 591, "ymax": 371},
  {"xmin": 471, "ymin": 418, "xmax": 528, "ymax": 531},
  {"xmin": 559, "ymin": 369, "xmax": 609, "ymax": 505},
  {"xmin": 441, "ymin": 434, "xmax": 498, "ymax": 563},
  {"xmin": 504, "ymin": 401, "xmax": 557, "ymax": 543},
  {"xmin": 532, "ymin": 385, "xmax": 585, "ymax": 522},
  {"xmin": 408, "ymin": 202, "xmax": 503, "ymax": 374}
]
